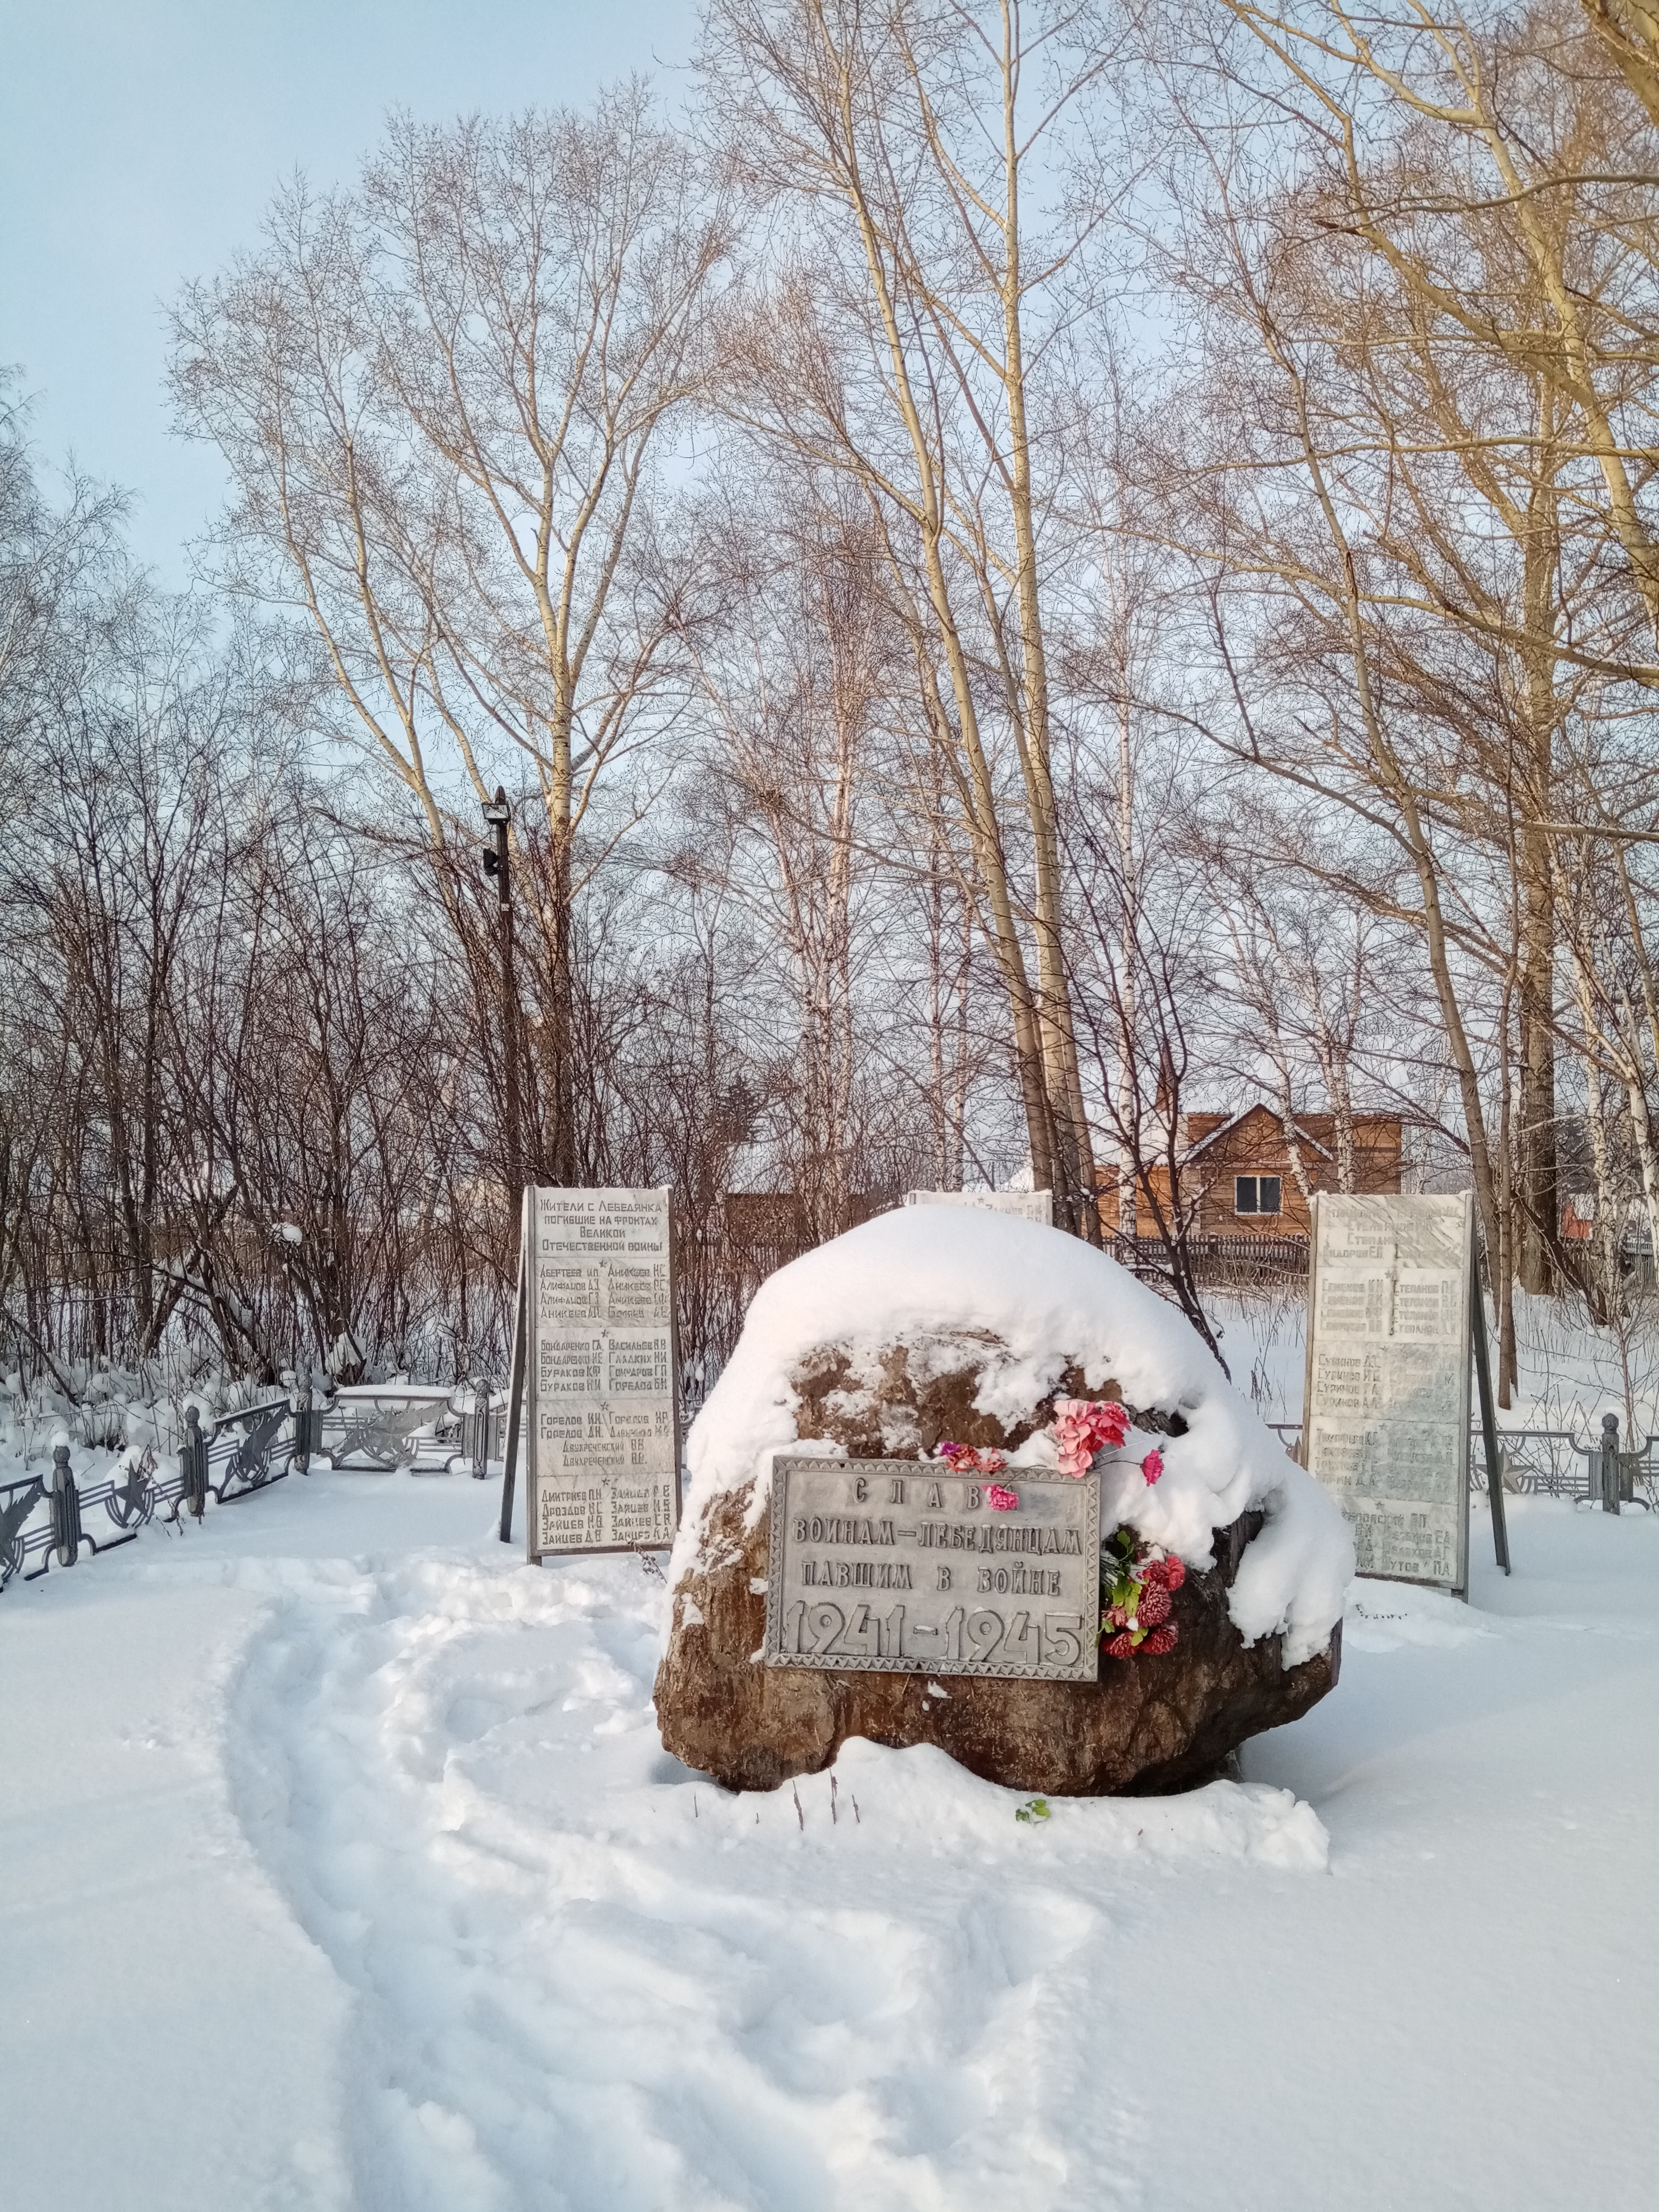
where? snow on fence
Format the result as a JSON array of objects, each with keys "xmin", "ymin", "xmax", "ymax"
[{"xmin": 0, "ymin": 1382, "xmax": 501, "ymax": 1596}]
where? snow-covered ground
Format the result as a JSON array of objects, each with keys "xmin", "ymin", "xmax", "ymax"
[{"xmin": 4, "ymin": 1461, "xmax": 1656, "ymax": 2211}]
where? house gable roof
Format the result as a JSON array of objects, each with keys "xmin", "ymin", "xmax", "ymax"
[{"xmin": 1184, "ymin": 1101, "xmax": 1334, "ymax": 1164}]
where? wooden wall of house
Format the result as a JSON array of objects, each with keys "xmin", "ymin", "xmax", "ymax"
[{"xmin": 1130, "ymin": 1104, "xmax": 1403, "ymax": 1240}]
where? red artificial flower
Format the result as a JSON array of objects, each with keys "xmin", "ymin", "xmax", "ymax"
[
  {"xmin": 1142, "ymin": 1625, "xmax": 1178, "ymax": 1655},
  {"xmin": 1142, "ymin": 1553, "xmax": 1186, "ymax": 1591},
  {"xmin": 1136, "ymin": 1581, "xmax": 1172, "ymax": 1627},
  {"xmin": 1102, "ymin": 1629, "xmax": 1138, "ymax": 1659},
  {"xmin": 1140, "ymin": 1449, "xmax": 1164, "ymax": 1485}
]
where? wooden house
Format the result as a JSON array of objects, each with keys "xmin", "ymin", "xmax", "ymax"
[
  {"xmin": 1132, "ymin": 1103, "xmax": 1403, "ymax": 1242},
  {"xmin": 1561, "ymin": 1195, "xmax": 1595, "ymax": 1245}
]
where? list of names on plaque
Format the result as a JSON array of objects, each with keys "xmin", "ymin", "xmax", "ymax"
[
  {"xmin": 903, "ymin": 1188, "xmax": 1054, "ymax": 1227},
  {"xmin": 763, "ymin": 1459, "xmax": 1100, "ymax": 1681},
  {"xmin": 527, "ymin": 1187, "xmax": 679, "ymax": 1556},
  {"xmin": 1304, "ymin": 1192, "xmax": 1473, "ymax": 1591}
]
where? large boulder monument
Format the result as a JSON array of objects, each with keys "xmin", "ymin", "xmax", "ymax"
[{"xmin": 655, "ymin": 1206, "xmax": 1352, "ymax": 1796}]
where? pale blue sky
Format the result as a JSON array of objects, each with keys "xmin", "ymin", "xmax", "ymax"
[{"xmin": 1, "ymin": 1, "xmax": 699, "ymax": 582}]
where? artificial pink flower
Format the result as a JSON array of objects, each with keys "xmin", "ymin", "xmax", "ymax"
[
  {"xmin": 939, "ymin": 1441, "xmax": 1008, "ymax": 1476},
  {"xmin": 985, "ymin": 1482, "xmax": 1019, "ymax": 1512},
  {"xmin": 1140, "ymin": 1449, "xmax": 1164, "ymax": 1486},
  {"xmin": 1049, "ymin": 1396, "xmax": 1129, "ymax": 1477}
]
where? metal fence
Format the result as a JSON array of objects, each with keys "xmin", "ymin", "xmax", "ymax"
[
  {"xmin": 1266, "ymin": 1418, "xmax": 1657, "ymax": 1510},
  {"xmin": 1470, "ymin": 1422, "xmax": 1656, "ymax": 1510},
  {"xmin": 0, "ymin": 1379, "xmax": 503, "ymax": 1597},
  {"xmin": 1103, "ymin": 1231, "xmax": 1311, "ymax": 1291}
]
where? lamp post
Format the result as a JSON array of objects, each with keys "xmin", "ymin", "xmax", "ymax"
[{"xmin": 481, "ymin": 786, "xmax": 522, "ymax": 1206}]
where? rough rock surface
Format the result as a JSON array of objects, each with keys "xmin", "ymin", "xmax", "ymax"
[{"xmin": 655, "ymin": 1331, "xmax": 1340, "ymax": 1797}]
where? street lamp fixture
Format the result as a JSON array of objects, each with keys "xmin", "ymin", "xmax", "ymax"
[{"xmin": 480, "ymin": 785, "xmax": 522, "ymax": 1204}]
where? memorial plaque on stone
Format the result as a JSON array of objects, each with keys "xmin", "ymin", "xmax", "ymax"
[
  {"xmin": 1303, "ymin": 1192, "xmax": 1473, "ymax": 1594},
  {"xmin": 521, "ymin": 1187, "xmax": 681, "ymax": 1559},
  {"xmin": 762, "ymin": 1457, "xmax": 1100, "ymax": 1681}
]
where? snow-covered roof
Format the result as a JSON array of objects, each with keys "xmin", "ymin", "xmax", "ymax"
[
  {"xmin": 674, "ymin": 1206, "xmax": 1351, "ymax": 1667},
  {"xmin": 1185, "ymin": 1103, "xmax": 1332, "ymax": 1162}
]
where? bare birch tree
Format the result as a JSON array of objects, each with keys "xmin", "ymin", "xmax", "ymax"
[
  {"xmin": 704, "ymin": 0, "xmax": 1122, "ymax": 1232},
  {"xmin": 1126, "ymin": 0, "xmax": 1659, "ymax": 1382},
  {"xmin": 687, "ymin": 475, "xmax": 895, "ymax": 1236},
  {"xmin": 169, "ymin": 88, "xmax": 730, "ymax": 1184}
]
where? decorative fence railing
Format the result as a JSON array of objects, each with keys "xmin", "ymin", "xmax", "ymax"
[
  {"xmin": 0, "ymin": 1380, "xmax": 502, "ymax": 1596},
  {"xmin": 1452, "ymin": 1421, "xmax": 1656, "ymax": 1507},
  {"xmin": 1264, "ymin": 1419, "xmax": 1657, "ymax": 1510},
  {"xmin": 1103, "ymin": 1232, "xmax": 1311, "ymax": 1289}
]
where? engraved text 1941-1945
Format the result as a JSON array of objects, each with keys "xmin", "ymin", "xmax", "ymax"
[{"xmin": 763, "ymin": 1457, "xmax": 1100, "ymax": 1682}]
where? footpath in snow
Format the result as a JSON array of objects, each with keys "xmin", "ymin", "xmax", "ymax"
[{"xmin": 2, "ymin": 1468, "xmax": 1656, "ymax": 2212}]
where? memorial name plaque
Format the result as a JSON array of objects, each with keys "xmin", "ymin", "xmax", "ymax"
[
  {"xmin": 763, "ymin": 1457, "xmax": 1100, "ymax": 1681},
  {"xmin": 1303, "ymin": 1192, "xmax": 1473, "ymax": 1594},
  {"xmin": 524, "ymin": 1186, "xmax": 681, "ymax": 1559},
  {"xmin": 903, "ymin": 1188, "xmax": 1054, "ymax": 1227}
]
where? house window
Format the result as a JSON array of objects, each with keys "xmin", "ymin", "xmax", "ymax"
[{"xmin": 1235, "ymin": 1175, "xmax": 1281, "ymax": 1217}]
